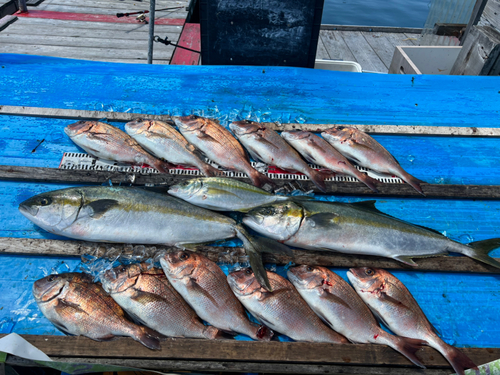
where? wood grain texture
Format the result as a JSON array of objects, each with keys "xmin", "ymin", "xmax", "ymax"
[
  {"xmin": 337, "ymin": 31, "xmax": 388, "ymax": 72},
  {"xmin": 1, "ymin": 237, "xmax": 499, "ymax": 274},
  {"xmin": 5, "ymin": 355, "xmax": 454, "ymax": 374},
  {"xmin": 320, "ymin": 25, "xmax": 423, "ymax": 33},
  {"xmin": 4, "ymin": 335, "xmax": 498, "ymax": 369},
  {"xmin": 0, "ymin": 14, "xmax": 16, "ymax": 31},
  {"xmin": 2, "ymin": 105, "xmax": 500, "ymax": 137}
]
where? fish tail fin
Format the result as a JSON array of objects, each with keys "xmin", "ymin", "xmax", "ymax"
[
  {"xmin": 460, "ymin": 238, "xmax": 500, "ymax": 269},
  {"xmin": 387, "ymin": 336, "xmax": 427, "ymax": 368},
  {"xmin": 357, "ymin": 173, "xmax": 380, "ymax": 193},
  {"xmin": 256, "ymin": 325, "xmax": 274, "ymax": 341},
  {"xmin": 248, "ymin": 169, "xmax": 275, "ymax": 189},
  {"xmin": 398, "ymin": 170, "xmax": 425, "ymax": 196},
  {"xmin": 438, "ymin": 342, "xmax": 477, "ymax": 375},
  {"xmin": 235, "ymin": 224, "xmax": 293, "ymax": 292},
  {"xmin": 200, "ymin": 164, "xmax": 223, "ymax": 177},
  {"xmin": 153, "ymin": 160, "xmax": 173, "ymax": 174},
  {"xmin": 134, "ymin": 326, "xmax": 163, "ymax": 350},
  {"xmin": 306, "ymin": 169, "xmax": 331, "ymax": 193}
]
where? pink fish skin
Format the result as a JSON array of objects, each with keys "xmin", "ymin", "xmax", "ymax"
[
  {"xmin": 281, "ymin": 130, "xmax": 379, "ymax": 193},
  {"xmin": 348, "ymin": 267, "xmax": 477, "ymax": 375},
  {"xmin": 288, "ymin": 265, "xmax": 426, "ymax": 368},
  {"xmin": 322, "ymin": 126, "xmax": 424, "ymax": 195},
  {"xmin": 65, "ymin": 120, "xmax": 172, "ymax": 174},
  {"xmin": 228, "ymin": 268, "xmax": 348, "ymax": 344},
  {"xmin": 230, "ymin": 120, "xmax": 332, "ymax": 193},
  {"xmin": 174, "ymin": 115, "xmax": 274, "ymax": 188}
]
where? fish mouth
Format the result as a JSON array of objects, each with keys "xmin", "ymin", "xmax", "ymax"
[{"xmin": 19, "ymin": 203, "xmax": 38, "ymax": 218}]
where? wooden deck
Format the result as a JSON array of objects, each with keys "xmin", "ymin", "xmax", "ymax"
[{"xmin": 0, "ymin": 0, "xmax": 188, "ymax": 64}]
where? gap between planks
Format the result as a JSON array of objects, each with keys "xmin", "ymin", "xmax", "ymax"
[
  {"xmin": 2, "ymin": 334, "xmax": 498, "ymax": 369},
  {"xmin": 1, "ymin": 237, "xmax": 500, "ymax": 274},
  {"xmin": 1, "ymin": 105, "xmax": 499, "ymax": 137}
]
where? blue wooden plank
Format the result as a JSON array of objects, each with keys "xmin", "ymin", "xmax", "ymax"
[{"xmin": 0, "ymin": 54, "xmax": 499, "ymax": 350}]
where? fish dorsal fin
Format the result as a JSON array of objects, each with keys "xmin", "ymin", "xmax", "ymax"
[
  {"xmin": 85, "ymin": 199, "xmax": 120, "ymax": 219},
  {"xmin": 307, "ymin": 212, "xmax": 339, "ymax": 229},
  {"xmin": 350, "ymin": 201, "xmax": 444, "ymax": 236},
  {"xmin": 321, "ymin": 290, "xmax": 352, "ymax": 310}
]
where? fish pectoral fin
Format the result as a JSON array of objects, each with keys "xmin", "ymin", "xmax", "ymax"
[
  {"xmin": 350, "ymin": 139, "xmax": 375, "ymax": 152},
  {"xmin": 186, "ymin": 278, "xmax": 220, "ymax": 307},
  {"xmin": 259, "ymin": 289, "xmax": 290, "ymax": 302},
  {"xmin": 84, "ymin": 199, "xmax": 120, "ymax": 219},
  {"xmin": 206, "ymin": 187, "xmax": 241, "ymax": 199},
  {"xmin": 130, "ymin": 290, "xmax": 167, "ymax": 305},
  {"xmin": 321, "ymin": 290, "xmax": 352, "ymax": 310},
  {"xmin": 379, "ymin": 291, "xmax": 412, "ymax": 311},
  {"xmin": 307, "ymin": 212, "xmax": 339, "ymax": 229},
  {"xmin": 301, "ymin": 149, "xmax": 319, "ymax": 164},
  {"xmin": 246, "ymin": 147, "xmax": 265, "ymax": 163},
  {"xmin": 392, "ymin": 255, "xmax": 418, "ymax": 266},
  {"xmin": 255, "ymin": 136, "xmax": 280, "ymax": 151},
  {"xmin": 55, "ymin": 299, "xmax": 89, "ymax": 317},
  {"xmin": 252, "ymin": 312, "xmax": 274, "ymax": 328},
  {"xmin": 371, "ymin": 309, "xmax": 392, "ymax": 330},
  {"xmin": 197, "ymin": 131, "xmax": 220, "ymax": 144}
]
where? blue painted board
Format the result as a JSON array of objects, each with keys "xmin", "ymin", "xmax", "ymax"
[{"xmin": 0, "ymin": 54, "xmax": 499, "ymax": 349}]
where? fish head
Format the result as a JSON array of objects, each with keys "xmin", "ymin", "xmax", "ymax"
[
  {"xmin": 33, "ymin": 273, "xmax": 72, "ymax": 303},
  {"xmin": 287, "ymin": 265, "xmax": 326, "ymax": 290},
  {"xmin": 64, "ymin": 120, "xmax": 96, "ymax": 138},
  {"xmin": 19, "ymin": 188, "xmax": 84, "ymax": 233},
  {"xmin": 124, "ymin": 118, "xmax": 151, "ymax": 136},
  {"xmin": 321, "ymin": 126, "xmax": 353, "ymax": 143},
  {"xmin": 173, "ymin": 115, "xmax": 206, "ymax": 133},
  {"xmin": 243, "ymin": 201, "xmax": 303, "ymax": 241},
  {"xmin": 229, "ymin": 120, "xmax": 260, "ymax": 138},
  {"xmin": 347, "ymin": 267, "xmax": 385, "ymax": 294},
  {"xmin": 280, "ymin": 130, "xmax": 311, "ymax": 142},
  {"xmin": 227, "ymin": 268, "xmax": 263, "ymax": 297},
  {"xmin": 168, "ymin": 178, "xmax": 203, "ymax": 200},
  {"xmin": 100, "ymin": 263, "xmax": 141, "ymax": 294},
  {"xmin": 159, "ymin": 250, "xmax": 199, "ymax": 280}
]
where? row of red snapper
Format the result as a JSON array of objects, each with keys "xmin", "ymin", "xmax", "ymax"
[
  {"xmin": 64, "ymin": 115, "xmax": 424, "ymax": 194},
  {"xmin": 33, "ymin": 251, "xmax": 475, "ymax": 374}
]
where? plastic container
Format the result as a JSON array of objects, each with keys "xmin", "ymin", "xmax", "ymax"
[{"xmin": 314, "ymin": 59, "xmax": 363, "ymax": 72}]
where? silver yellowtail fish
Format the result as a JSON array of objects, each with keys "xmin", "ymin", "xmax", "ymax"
[
  {"xmin": 321, "ymin": 126, "xmax": 424, "ymax": 195},
  {"xmin": 227, "ymin": 269, "xmax": 348, "ymax": 343},
  {"xmin": 348, "ymin": 267, "xmax": 477, "ymax": 375},
  {"xmin": 168, "ymin": 177, "xmax": 289, "ymax": 212},
  {"xmin": 19, "ymin": 186, "xmax": 290, "ymax": 291},
  {"xmin": 230, "ymin": 120, "xmax": 331, "ymax": 193},
  {"xmin": 101, "ymin": 263, "xmax": 224, "ymax": 339},
  {"xmin": 288, "ymin": 265, "xmax": 426, "ymax": 368},
  {"xmin": 281, "ymin": 130, "xmax": 379, "ymax": 193},
  {"xmin": 64, "ymin": 121, "xmax": 171, "ymax": 173},
  {"xmin": 174, "ymin": 115, "xmax": 274, "ymax": 188},
  {"xmin": 243, "ymin": 199, "xmax": 500, "ymax": 269},
  {"xmin": 124, "ymin": 118, "xmax": 220, "ymax": 177},
  {"xmin": 160, "ymin": 251, "xmax": 273, "ymax": 340},
  {"xmin": 33, "ymin": 272, "xmax": 162, "ymax": 349}
]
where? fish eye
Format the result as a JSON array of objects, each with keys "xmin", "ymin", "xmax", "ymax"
[
  {"xmin": 40, "ymin": 198, "xmax": 52, "ymax": 206},
  {"xmin": 189, "ymin": 115, "xmax": 198, "ymax": 120},
  {"xmin": 245, "ymin": 268, "xmax": 253, "ymax": 275},
  {"xmin": 179, "ymin": 252, "xmax": 189, "ymax": 260},
  {"xmin": 306, "ymin": 266, "xmax": 314, "ymax": 272},
  {"xmin": 365, "ymin": 268, "xmax": 375, "ymax": 276},
  {"xmin": 119, "ymin": 267, "xmax": 127, "ymax": 273},
  {"xmin": 47, "ymin": 275, "xmax": 57, "ymax": 282}
]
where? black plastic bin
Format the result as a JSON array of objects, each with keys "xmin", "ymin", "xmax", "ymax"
[{"xmin": 199, "ymin": 0, "xmax": 325, "ymax": 68}]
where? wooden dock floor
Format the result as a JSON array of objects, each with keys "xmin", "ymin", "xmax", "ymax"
[{"xmin": 0, "ymin": 0, "xmax": 188, "ymax": 64}]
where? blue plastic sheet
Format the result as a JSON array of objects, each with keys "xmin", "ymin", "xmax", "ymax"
[{"xmin": 0, "ymin": 54, "xmax": 499, "ymax": 348}]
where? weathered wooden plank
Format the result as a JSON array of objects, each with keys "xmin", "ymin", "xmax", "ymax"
[
  {"xmin": 5, "ymin": 355, "xmax": 453, "ymax": 375},
  {"xmin": 321, "ymin": 25, "xmax": 423, "ymax": 34},
  {"xmin": 0, "ymin": 14, "xmax": 16, "ymax": 31},
  {"xmin": 317, "ymin": 30, "xmax": 356, "ymax": 61},
  {"xmin": 2, "ymin": 105, "xmax": 500, "ymax": 137},
  {"xmin": 2, "ymin": 236, "xmax": 500, "ymax": 275},
  {"xmin": 10, "ymin": 16, "xmax": 183, "ymax": 31},
  {"xmin": 36, "ymin": 4, "xmax": 186, "ymax": 17},
  {"xmin": 0, "ymin": 44, "xmax": 173, "ymax": 60},
  {"xmin": 361, "ymin": 32, "xmax": 398, "ymax": 68},
  {"xmin": 4, "ymin": 335, "xmax": 498, "ymax": 369},
  {"xmin": 4, "ymin": 24, "xmax": 181, "ymax": 40},
  {"xmin": 0, "ymin": 33, "xmax": 176, "ymax": 52},
  {"xmin": 315, "ymin": 34, "xmax": 330, "ymax": 60},
  {"xmin": 338, "ymin": 31, "xmax": 388, "ymax": 72}
]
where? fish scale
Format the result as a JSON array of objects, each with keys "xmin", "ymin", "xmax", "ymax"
[{"xmin": 228, "ymin": 269, "xmax": 347, "ymax": 343}]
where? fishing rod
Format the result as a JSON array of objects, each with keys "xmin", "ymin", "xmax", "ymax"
[{"xmin": 116, "ymin": 6, "xmax": 184, "ymax": 18}]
